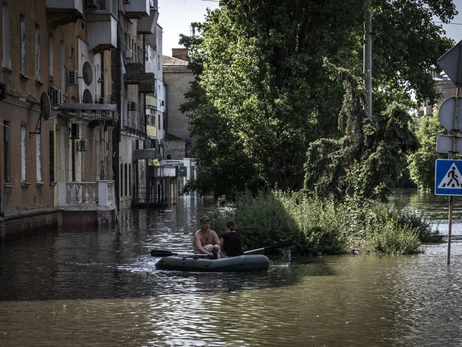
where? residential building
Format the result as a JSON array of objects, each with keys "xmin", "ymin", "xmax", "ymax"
[
  {"xmin": 0, "ymin": 0, "xmax": 189, "ymax": 242},
  {"xmin": 0, "ymin": 0, "xmax": 119, "ymax": 240},
  {"xmin": 115, "ymin": 0, "xmax": 159, "ymax": 209},
  {"xmin": 162, "ymin": 48, "xmax": 196, "ymax": 192}
]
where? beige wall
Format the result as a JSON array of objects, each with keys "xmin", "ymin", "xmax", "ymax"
[
  {"xmin": 163, "ymin": 67, "xmax": 194, "ymax": 142},
  {"xmin": 0, "ymin": 0, "xmax": 56, "ymax": 215}
]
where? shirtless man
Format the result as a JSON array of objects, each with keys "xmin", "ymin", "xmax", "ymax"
[{"xmin": 193, "ymin": 216, "xmax": 221, "ymax": 259}]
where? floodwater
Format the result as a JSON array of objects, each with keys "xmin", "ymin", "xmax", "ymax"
[{"xmin": 1, "ymin": 192, "xmax": 462, "ymax": 346}]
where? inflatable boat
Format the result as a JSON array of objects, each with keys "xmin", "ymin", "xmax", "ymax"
[{"xmin": 155, "ymin": 254, "xmax": 270, "ymax": 272}]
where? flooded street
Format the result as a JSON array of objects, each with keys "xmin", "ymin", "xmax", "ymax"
[{"xmin": 1, "ymin": 193, "xmax": 462, "ymax": 346}]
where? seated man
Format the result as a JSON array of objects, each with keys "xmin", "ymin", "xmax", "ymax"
[{"xmin": 193, "ymin": 216, "xmax": 221, "ymax": 259}]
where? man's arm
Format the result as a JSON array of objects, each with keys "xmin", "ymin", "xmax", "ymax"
[
  {"xmin": 194, "ymin": 231, "xmax": 212, "ymax": 255},
  {"xmin": 212, "ymin": 231, "xmax": 221, "ymax": 248}
]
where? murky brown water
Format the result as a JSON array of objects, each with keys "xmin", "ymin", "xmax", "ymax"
[{"xmin": 1, "ymin": 193, "xmax": 462, "ymax": 346}]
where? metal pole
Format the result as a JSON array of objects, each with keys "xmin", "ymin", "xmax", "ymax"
[
  {"xmin": 448, "ymin": 68, "xmax": 462, "ymax": 264},
  {"xmin": 364, "ymin": 0, "xmax": 372, "ymax": 118},
  {"xmin": 448, "ymin": 196, "xmax": 453, "ymax": 264}
]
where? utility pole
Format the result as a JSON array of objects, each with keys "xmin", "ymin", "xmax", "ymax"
[{"xmin": 364, "ymin": 0, "xmax": 372, "ymax": 119}]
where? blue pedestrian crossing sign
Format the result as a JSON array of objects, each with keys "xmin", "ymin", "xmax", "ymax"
[{"xmin": 435, "ymin": 159, "xmax": 462, "ymax": 195}]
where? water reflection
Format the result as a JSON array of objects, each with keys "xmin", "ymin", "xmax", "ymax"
[
  {"xmin": 389, "ymin": 188, "xmax": 462, "ymax": 235},
  {"xmin": 1, "ymin": 195, "xmax": 462, "ymax": 346}
]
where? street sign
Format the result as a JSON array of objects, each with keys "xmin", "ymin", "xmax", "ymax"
[
  {"xmin": 435, "ymin": 159, "xmax": 462, "ymax": 195},
  {"xmin": 438, "ymin": 97, "xmax": 462, "ymax": 131},
  {"xmin": 437, "ymin": 40, "xmax": 462, "ymax": 87},
  {"xmin": 436, "ymin": 134, "xmax": 462, "ymax": 153},
  {"xmin": 435, "ymin": 41, "xmax": 462, "ymax": 264}
]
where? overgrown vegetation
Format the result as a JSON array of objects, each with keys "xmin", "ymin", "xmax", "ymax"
[
  {"xmin": 407, "ymin": 113, "xmax": 446, "ymax": 191},
  {"xmin": 178, "ymin": 0, "xmax": 454, "ymax": 255},
  {"xmin": 212, "ymin": 190, "xmax": 433, "ymax": 255}
]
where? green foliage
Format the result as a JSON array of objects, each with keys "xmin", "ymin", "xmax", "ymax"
[
  {"xmin": 372, "ymin": 0, "xmax": 456, "ymax": 104},
  {"xmin": 305, "ymin": 65, "xmax": 419, "ymax": 202},
  {"xmin": 215, "ymin": 190, "xmax": 431, "ymax": 255},
  {"xmin": 345, "ymin": 200, "xmax": 431, "ymax": 254},
  {"xmin": 148, "ymin": 159, "xmax": 160, "ymax": 167},
  {"xmin": 181, "ymin": 0, "xmax": 455, "ymax": 200},
  {"xmin": 231, "ymin": 190, "xmax": 301, "ymax": 250},
  {"xmin": 407, "ymin": 114, "xmax": 445, "ymax": 191},
  {"xmin": 365, "ymin": 223, "xmax": 421, "ymax": 255},
  {"xmin": 354, "ymin": 102, "xmax": 419, "ymax": 201}
]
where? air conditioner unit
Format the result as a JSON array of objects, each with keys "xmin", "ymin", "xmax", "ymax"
[
  {"xmin": 71, "ymin": 124, "xmax": 80, "ymax": 139},
  {"xmin": 124, "ymin": 49, "xmax": 133, "ymax": 60},
  {"xmin": 86, "ymin": 0, "xmax": 98, "ymax": 9},
  {"xmin": 50, "ymin": 88, "xmax": 63, "ymax": 105},
  {"xmin": 68, "ymin": 70, "xmax": 78, "ymax": 85},
  {"xmin": 78, "ymin": 139, "xmax": 89, "ymax": 152}
]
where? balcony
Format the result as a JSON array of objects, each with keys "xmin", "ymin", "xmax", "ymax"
[
  {"xmin": 59, "ymin": 103, "xmax": 117, "ymax": 122},
  {"xmin": 124, "ymin": 0, "xmax": 150, "ymax": 19},
  {"xmin": 46, "ymin": 0, "xmax": 84, "ymax": 26},
  {"xmin": 137, "ymin": 8, "xmax": 159, "ymax": 34},
  {"xmin": 124, "ymin": 63, "xmax": 144, "ymax": 84},
  {"xmin": 87, "ymin": 13, "xmax": 118, "ymax": 52},
  {"xmin": 57, "ymin": 181, "xmax": 117, "ymax": 226},
  {"xmin": 139, "ymin": 72, "xmax": 155, "ymax": 93},
  {"xmin": 58, "ymin": 181, "xmax": 115, "ymax": 208}
]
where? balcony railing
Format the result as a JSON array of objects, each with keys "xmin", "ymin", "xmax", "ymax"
[
  {"xmin": 139, "ymin": 72, "xmax": 155, "ymax": 93},
  {"xmin": 124, "ymin": 0, "xmax": 150, "ymax": 19},
  {"xmin": 59, "ymin": 103, "xmax": 117, "ymax": 121},
  {"xmin": 58, "ymin": 181, "xmax": 115, "ymax": 209},
  {"xmin": 125, "ymin": 63, "xmax": 144, "ymax": 84},
  {"xmin": 137, "ymin": 8, "xmax": 159, "ymax": 34},
  {"xmin": 46, "ymin": 0, "xmax": 84, "ymax": 25},
  {"xmin": 87, "ymin": 13, "xmax": 117, "ymax": 52}
]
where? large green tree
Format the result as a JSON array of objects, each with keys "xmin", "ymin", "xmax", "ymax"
[
  {"xmin": 407, "ymin": 112, "xmax": 446, "ymax": 191},
  {"xmin": 181, "ymin": 0, "xmax": 456, "ymax": 200}
]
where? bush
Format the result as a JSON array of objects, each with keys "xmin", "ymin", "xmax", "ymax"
[
  {"xmin": 365, "ymin": 222, "xmax": 421, "ymax": 255},
  {"xmin": 232, "ymin": 190, "xmax": 301, "ymax": 251},
  {"xmin": 214, "ymin": 190, "xmax": 431, "ymax": 256}
]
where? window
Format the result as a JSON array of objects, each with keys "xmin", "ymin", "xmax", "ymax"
[
  {"xmin": 3, "ymin": 121, "xmax": 10, "ymax": 182},
  {"xmin": 20, "ymin": 15, "xmax": 26, "ymax": 75},
  {"xmin": 36, "ymin": 134, "xmax": 41, "ymax": 182},
  {"xmin": 49, "ymin": 131, "xmax": 54, "ymax": 182},
  {"xmin": 35, "ymin": 24, "xmax": 40, "ymax": 80},
  {"xmin": 2, "ymin": 3, "xmax": 10, "ymax": 69},
  {"xmin": 49, "ymin": 34, "xmax": 54, "ymax": 78},
  {"xmin": 20, "ymin": 125, "xmax": 26, "ymax": 181}
]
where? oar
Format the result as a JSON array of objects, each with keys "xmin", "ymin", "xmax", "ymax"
[
  {"xmin": 243, "ymin": 240, "xmax": 294, "ymax": 254},
  {"xmin": 150, "ymin": 249, "xmax": 209, "ymax": 258}
]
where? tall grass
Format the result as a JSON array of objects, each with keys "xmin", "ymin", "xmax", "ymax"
[{"xmin": 216, "ymin": 190, "xmax": 433, "ymax": 255}]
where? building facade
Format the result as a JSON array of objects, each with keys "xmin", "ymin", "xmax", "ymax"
[
  {"xmin": 0, "ymin": 0, "xmax": 166, "ymax": 242},
  {"xmin": 162, "ymin": 49, "xmax": 196, "ymax": 191},
  {"xmin": 0, "ymin": 0, "xmax": 198, "ymax": 243}
]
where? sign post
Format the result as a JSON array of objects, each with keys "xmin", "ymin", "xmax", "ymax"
[{"xmin": 436, "ymin": 40, "xmax": 462, "ymax": 264}]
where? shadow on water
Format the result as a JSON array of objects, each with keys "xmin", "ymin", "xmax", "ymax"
[
  {"xmin": 0, "ymin": 208, "xmax": 321, "ymax": 302},
  {"xmin": 3, "ymin": 195, "xmax": 462, "ymax": 346}
]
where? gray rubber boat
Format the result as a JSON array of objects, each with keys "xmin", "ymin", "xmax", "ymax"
[{"xmin": 155, "ymin": 254, "xmax": 270, "ymax": 272}]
